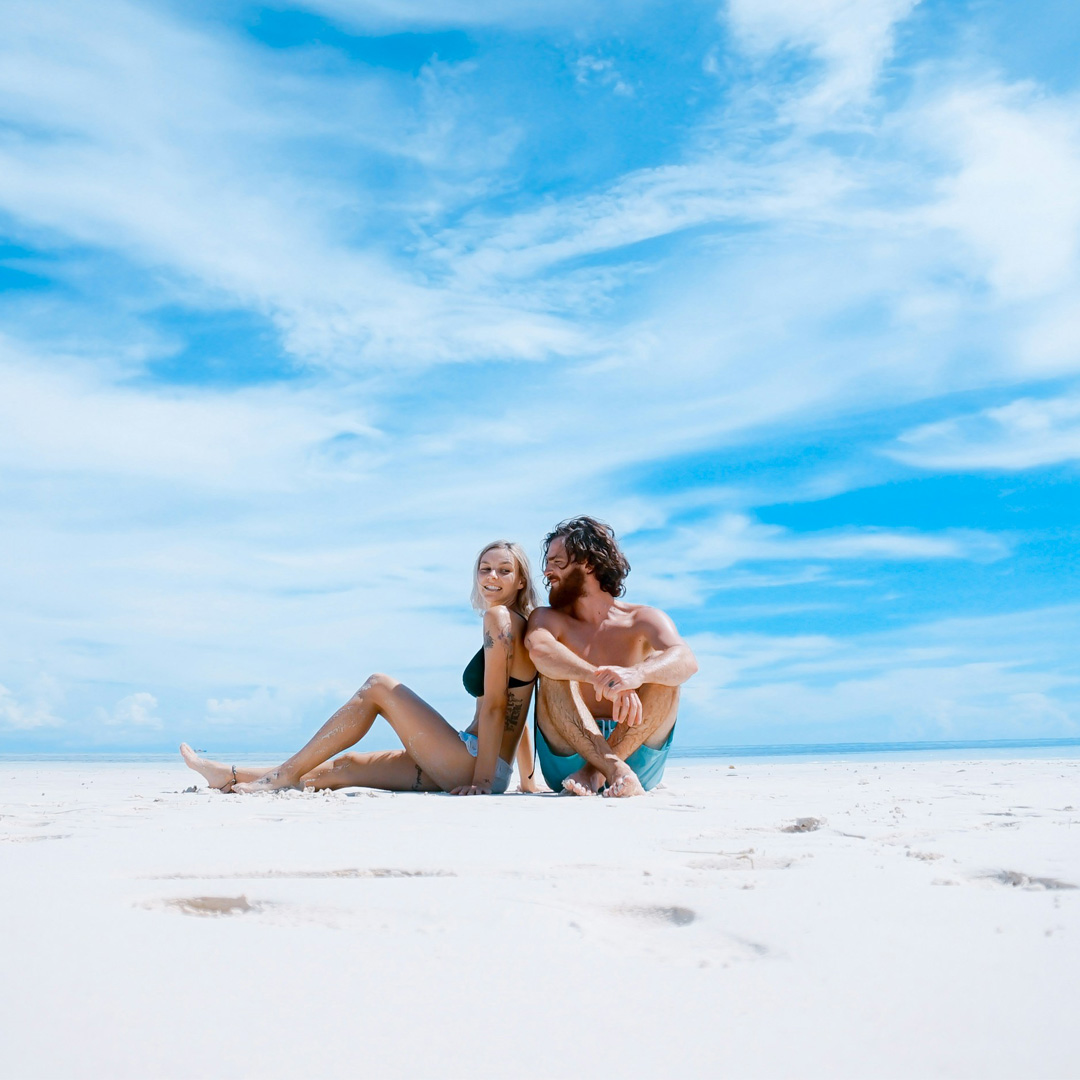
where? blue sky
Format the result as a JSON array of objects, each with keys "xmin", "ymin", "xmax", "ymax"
[{"xmin": 1, "ymin": 0, "xmax": 1079, "ymax": 753}]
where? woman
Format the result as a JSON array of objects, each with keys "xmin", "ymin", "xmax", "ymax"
[{"xmin": 180, "ymin": 541, "xmax": 540, "ymax": 796}]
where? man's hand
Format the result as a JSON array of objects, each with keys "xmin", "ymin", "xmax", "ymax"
[
  {"xmin": 592, "ymin": 664, "xmax": 644, "ymax": 701},
  {"xmin": 611, "ymin": 688, "xmax": 643, "ymax": 727},
  {"xmin": 450, "ymin": 783, "xmax": 493, "ymax": 796}
]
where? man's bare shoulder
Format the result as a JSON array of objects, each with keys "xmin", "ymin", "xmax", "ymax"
[
  {"xmin": 527, "ymin": 609, "xmax": 561, "ymax": 630},
  {"xmin": 527, "ymin": 605, "xmax": 568, "ymax": 632},
  {"xmin": 613, "ymin": 600, "xmax": 673, "ymax": 625},
  {"xmin": 614, "ymin": 600, "xmax": 683, "ymax": 642}
]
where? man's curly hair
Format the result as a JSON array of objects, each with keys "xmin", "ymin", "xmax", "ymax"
[{"xmin": 543, "ymin": 516, "xmax": 630, "ymax": 598}]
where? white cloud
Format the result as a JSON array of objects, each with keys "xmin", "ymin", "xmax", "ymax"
[
  {"xmin": 626, "ymin": 512, "xmax": 1006, "ymax": 610},
  {"xmin": 95, "ymin": 691, "xmax": 162, "ymax": 728},
  {"xmin": 684, "ymin": 512, "xmax": 1004, "ymax": 566},
  {"xmin": 0, "ymin": 342, "xmax": 371, "ymax": 489},
  {"xmin": 0, "ymin": 0, "xmax": 580, "ymax": 371},
  {"xmin": 290, "ymin": 0, "xmax": 654, "ymax": 32},
  {"xmin": 725, "ymin": 0, "xmax": 920, "ymax": 116},
  {"xmin": 0, "ymin": 678, "xmax": 64, "ymax": 730},
  {"xmin": 682, "ymin": 607, "xmax": 1080, "ymax": 743},
  {"xmin": 205, "ymin": 686, "xmax": 303, "ymax": 729},
  {"xmin": 890, "ymin": 392, "xmax": 1080, "ymax": 471},
  {"xmin": 574, "ymin": 56, "xmax": 633, "ymax": 97},
  {"xmin": 920, "ymin": 84, "xmax": 1080, "ymax": 301}
]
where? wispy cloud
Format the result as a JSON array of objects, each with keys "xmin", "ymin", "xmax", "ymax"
[
  {"xmin": 0, "ymin": 0, "xmax": 579, "ymax": 370},
  {"xmin": 920, "ymin": 82, "xmax": 1080, "ymax": 302},
  {"xmin": 0, "ymin": 678, "xmax": 64, "ymax": 731},
  {"xmin": 890, "ymin": 392, "xmax": 1080, "ymax": 471},
  {"xmin": 725, "ymin": 0, "xmax": 921, "ymax": 118},
  {"xmin": 683, "ymin": 606, "xmax": 1080, "ymax": 744},
  {"xmin": 95, "ymin": 691, "xmax": 162, "ymax": 728}
]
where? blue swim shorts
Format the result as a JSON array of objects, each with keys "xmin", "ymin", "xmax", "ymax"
[{"xmin": 535, "ymin": 718, "xmax": 675, "ymax": 793}]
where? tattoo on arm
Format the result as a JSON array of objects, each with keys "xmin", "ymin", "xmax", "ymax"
[
  {"xmin": 483, "ymin": 630, "xmax": 494, "ymax": 649},
  {"xmin": 503, "ymin": 630, "xmax": 513, "ymax": 690},
  {"xmin": 503, "ymin": 695, "xmax": 525, "ymax": 732}
]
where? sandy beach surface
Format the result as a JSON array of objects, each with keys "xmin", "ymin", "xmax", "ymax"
[{"xmin": 1, "ymin": 756, "xmax": 1078, "ymax": 1079}]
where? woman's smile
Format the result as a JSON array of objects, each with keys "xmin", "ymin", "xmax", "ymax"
[{"xmin": 477, "ymin": 556, "xmax": 521, "ymax": 605}]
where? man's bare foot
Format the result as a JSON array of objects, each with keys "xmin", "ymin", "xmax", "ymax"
[
  {"xmin": 233, "ymin": 770, "xmax": 300, "ymax": 794},
  {"xmin": 602, "ymin": 762, "xmax": 646, "ymax": 798},
  {"xmin": 562, "ymin": 764, "xmax": 604, "ymax": 796},
  {"xmin": 180, "ymin": 743, "xmax": 236, "ymax": 792}
]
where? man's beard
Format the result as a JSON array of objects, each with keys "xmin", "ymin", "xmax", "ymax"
[{"xmin": 548, "ymin": 567, "xmax": 586, "ymax": 611}]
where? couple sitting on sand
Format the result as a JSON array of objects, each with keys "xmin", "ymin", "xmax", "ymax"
[{"xmin": 182, "ymin": 517, "xmax": 698, "ymax": 798}]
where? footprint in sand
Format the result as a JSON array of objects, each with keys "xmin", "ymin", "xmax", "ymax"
[
  {"xmin": 148, "ymin": 868, "xmax": 455, "ymax": 881},
  {"xmin": 616, "ymin": 904, "xmax": 697, "ymax": 926},
  {"xmin": 689, "ymin": 855, "xmax": 795, "ymax": 871},
  {"xmin": 1, "ymin": 833, "xmax": 72, "ymax": 843},
  {"xmin": 164, "ymin": 895, "xmax": 259, "ymax": 916},
  {"xmin": 612, "ymin": 907, "xmax": 773, "ymax": 962},
  {"xmin": 781, "ymin": 817, "xmax": 823, "ymax": 833},
  {"xmin": 987, "ymin": 870, "xmax": 1077, "ymax": 891}
]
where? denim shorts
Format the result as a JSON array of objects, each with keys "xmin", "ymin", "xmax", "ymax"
[{"xmin": 458, "ymin": 731, "xmax": 513, "ymax": 793}]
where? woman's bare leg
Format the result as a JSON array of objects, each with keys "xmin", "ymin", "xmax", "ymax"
[
  {"xmin": 180, "ymin": 744, "xmax": 271, "ymax": 790},
  {"xmin": 301, "ymin": 749, "xmax": 442, "ymax": 792},
  {"xmin": 180, "ymin": 744, "xmax": 441, "ymax": 794},
  {"xmin": 233, "ymin": 674, "xmax": 475, "ymax": 793}
]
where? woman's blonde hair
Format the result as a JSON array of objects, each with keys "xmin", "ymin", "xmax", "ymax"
[{"xmin": 470, "ymin": 540, "xmax": 539, "ymax": 619}]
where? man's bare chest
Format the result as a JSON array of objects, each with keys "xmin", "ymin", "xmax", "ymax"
[{"xmin": 560, "ymin": 623, "xmax": 646, "ymax": 666}]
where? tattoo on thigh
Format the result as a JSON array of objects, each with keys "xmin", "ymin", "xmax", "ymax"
[{"xmin": 411, "ymin": 764, "xmax": 424, "ymax": 792}]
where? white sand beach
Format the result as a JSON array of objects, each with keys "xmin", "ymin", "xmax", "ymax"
[{"xmin": 1, "ymin": 756, "xmax": 1078, "ymax": 1079}]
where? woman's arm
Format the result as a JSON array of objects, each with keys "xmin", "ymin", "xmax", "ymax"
[{"xmin": 454, "ymin": 607, "xmax": 512, "ymax": 795}]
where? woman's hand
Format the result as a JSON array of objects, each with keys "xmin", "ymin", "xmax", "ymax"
[{"xmin": 450, "ymin": 783, "xmax": 493, "ymax": 796}]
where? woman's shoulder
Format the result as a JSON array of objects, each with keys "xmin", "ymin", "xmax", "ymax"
[
  {"xmin": 482, "ymin": 604, "xmax": 514, "ymax": 634},
  {"xmin": 483, "ymin": 605, "xmax": 530, "ymax": 644}
]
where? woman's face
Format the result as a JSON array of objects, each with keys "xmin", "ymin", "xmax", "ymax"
[{"xmin": 476, "ymin": 548, "xmax": 523, "ymax": 609}]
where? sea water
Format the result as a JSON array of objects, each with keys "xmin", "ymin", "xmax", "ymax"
[
  {"xmin": 4, "ymin": 737, "xmax": 1080, "ymax": 767},
  {"xmin": 669, "ymin": 737, "xmax": 1080, "ymax": 764}
]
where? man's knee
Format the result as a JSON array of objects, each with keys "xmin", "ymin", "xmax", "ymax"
[
  {"xmin": 637, "ymin": 684, "xmax": 678, "ymax": 749},
  {"xmin": 537, "ymin": 676, "xmax": 571, "ymax": 707},
  {"xmin": 535, "ymin": 679, "xmax": 578, "ymax": 754},
  {"xmin": 638, "ymin": 682, "xmax": 679, "ymax": 718}
]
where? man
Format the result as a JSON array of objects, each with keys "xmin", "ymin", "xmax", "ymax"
[{"xmin": 525, "ymin": 516, "xmax": 698, "ymax": 797}]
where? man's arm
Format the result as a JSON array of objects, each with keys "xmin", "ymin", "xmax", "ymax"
[
  {"xmin": 525, "ymin": 608, "xmax": 596, "ymax": 682},
  {"xmin": 592, "ymin": 607, "xmax": 698, "ymax": 697}
]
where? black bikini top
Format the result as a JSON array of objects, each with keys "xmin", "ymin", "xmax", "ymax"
[{"xmin": 463, "ymin": 647, "xmax": 537, "ymax": 698}]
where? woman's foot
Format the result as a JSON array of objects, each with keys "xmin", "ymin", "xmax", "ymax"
[
  {"xmin": 232, "ymin": 770, "xmax": 300, "ymax": 794},
  {"xmin": 180, "ymin": 743, "xmax": 236, "ymax": 792}
]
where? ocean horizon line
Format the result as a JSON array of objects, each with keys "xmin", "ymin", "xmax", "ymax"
[
  {"xmin": 670, "ymin": 736, "xmax": 1080, "ymax": 760},
  {"xmin": 3, "ymin": 736, "xmax": 1079, "ymax": 764}
]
